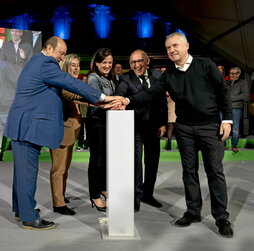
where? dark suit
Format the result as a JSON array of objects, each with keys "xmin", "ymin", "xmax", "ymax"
[
  {"xmin": 116, "ymin": 68, "xmax": 168, "ymax": 204},
  {"xmin": 4, "ymin": 52, "xmax": 101, "ymax": 222},
  {"xmin": 32, "ymin": 33, "xmax": 42, "ymax": 55}
]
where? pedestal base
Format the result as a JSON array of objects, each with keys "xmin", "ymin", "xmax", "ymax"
[{"xmin": 99, "ymin": 217, "xmax": 141, "ymax": 240}]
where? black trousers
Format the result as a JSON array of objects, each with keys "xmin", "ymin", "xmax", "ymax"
[
  {"xmin": 77, "ymin": 117, "xmax": 86, "ymax": 147},
  {"xmin": 86, "ymin": 118, "xmax": 106, "ymax": 199},
  {"xmin": 135, "ymin": 120, "xmax": 161, "ymax": 203},
  {"xmin": 175, "ymin": 122, "xmax": 230, "ymax": 220}
]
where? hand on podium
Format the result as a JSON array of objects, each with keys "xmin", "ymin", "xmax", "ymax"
[
  {"xmin": 104, "ymin": 97, "xmax": 129, "ymax": 110},
  {"xmin": 94, "ymin": 96, "xmax": 128, "ymax": 110},
  {"xmin": 90, "ymin": 96, "xmax": 124, "ymax": 109}
]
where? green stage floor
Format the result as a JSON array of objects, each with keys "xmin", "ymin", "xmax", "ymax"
[
  {"xmin": 2, "ymin": 147, "xmax": 254, "ymax": 163},
  {"xmin": 1, "ymin": 138, "xmax": 254, "ymax": 162}
]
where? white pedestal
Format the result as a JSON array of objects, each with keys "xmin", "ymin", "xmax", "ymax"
[{"xmin": 101, "ymin": 110, "xmax": 140, "ymax": 240}]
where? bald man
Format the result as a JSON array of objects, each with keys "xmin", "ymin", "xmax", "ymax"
[{"xmin": 4, "ymin": 36, "xmax": 115, "ymax": 230}]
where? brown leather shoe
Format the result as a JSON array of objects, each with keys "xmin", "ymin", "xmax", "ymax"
[{"xmin": 232, "ymin": 147, "xmax": 239, "ymax": 153}]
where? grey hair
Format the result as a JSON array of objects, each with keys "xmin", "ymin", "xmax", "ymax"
[
  {"xmin": 166, "ymin": 32, "xmax": 188, "ymax": 43},
  {"xmin": 230, "ymin": 66, "xmax": 241, "ymax": 75}
]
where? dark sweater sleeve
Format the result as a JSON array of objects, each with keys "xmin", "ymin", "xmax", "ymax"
[
  {"xmin": 128, "ymin": 74, "xmax": 167, "ymax": 105},
  {"xmin": 205, "ymin": 60, "xmax": 232, "ymax": 121}
]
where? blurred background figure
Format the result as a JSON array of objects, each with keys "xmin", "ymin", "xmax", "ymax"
[
  {"xmin": 166, "ymin": 92, "xmax": 176, "ymax": 150},
  {"xmin": 0, "ymin": 29, "xmax": 33, "ymax": 127},
  {"xmin": 227, "ymin": 67, "xmax": 248, "ymax": 153},
  {"xmin": 76, "ymin": 73, "xmax": 89, "ymax": 151},
  {"xmin": 31, "ymin": 31, "xmax": 42, "ymax": 55},
  {"xmin": 112, "ymin": 63, "xmax": 123, "ymax": 87},
  {"xmin": 217, "ymin": 64, "xmax": 229, "ymax": 80},
  {"xmin": 160, "ymin": 66, "xmax": 167, "ymax": 73}
]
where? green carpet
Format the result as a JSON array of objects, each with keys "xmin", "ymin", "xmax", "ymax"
[
  {"xmin": 2, "ymin": 148, "xmax": 254, "ymax": 162},
  {"xmin": 2, "ymin": 139, "xmax": 254, "ymax": 162}
]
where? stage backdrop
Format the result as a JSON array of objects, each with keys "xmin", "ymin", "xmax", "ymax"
[{"xmin": 0, "ymin": 28, "xmax": 42, "ymax": 155}]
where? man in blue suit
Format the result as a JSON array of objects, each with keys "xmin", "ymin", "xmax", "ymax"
[{"xmin": 4, "ymin": 36, "xmax": 114, "ymax": 230}]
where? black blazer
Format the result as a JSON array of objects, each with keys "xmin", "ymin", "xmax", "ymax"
[{"xmin": 115, "ymin": 68, "xmax": 168, "ymax": 127}]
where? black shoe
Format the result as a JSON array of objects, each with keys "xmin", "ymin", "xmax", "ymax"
[
  {"xmin": 216, "ymin": 219, "xmax": 233, "ymax": 238},
  {"xmin": 76, "ymin": 147, "xmax": 83, "ymax": 152},
  {"xmin": 64, "ymin": 197, "xmax": 70, "ymax": 203},
  {"xmin": 53, "ymin": 205, "xmax": 76, "ymax": 215},
  {"xmin": 232, "ymin": 147, "xmax": 239, "ymax": 153},
  {"xmin": 15, "ymin": 208, "xmax": 40, "ymax": 222},
  {"xmin": 175, "ymin": 212, "xmax": 201, "ymax": 227},
  {"xmin": 90, "ymin": 199, "xmax": 106, "ymax": 212},
  {"xmin": 134, "ymin": 201, "xmax": 140, "ymax": 212},
  {"xmin": 141, "ymin": 196, "xmax": 162, "ymax": 208},
  {"xmin": 22, "ymin": 218, "xmax": 55, "ymax": 230}
]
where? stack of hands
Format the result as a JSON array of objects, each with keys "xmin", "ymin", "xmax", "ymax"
[{"xmin": 95, "ymin": 96, "xmax": 129, "ymax": 110}]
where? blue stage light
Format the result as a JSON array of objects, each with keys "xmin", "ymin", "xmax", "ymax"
[
  {"xmin": 7, "ymin": 14, "xmax": 31, "ymax": 30},
  {"xmin": 176, "ymin": 28, "xmax": 187, "ymax": 36},
  {"xmin": 52, "ymin": 7, "xmax": 72, "ymax": 40},
  {"xmin": 91, "ymin": 5, "xmax": 112, "ymax": 39},
  {"xmin": 136, "ymin": 12, "xmax": 155, "ymax": 38}
]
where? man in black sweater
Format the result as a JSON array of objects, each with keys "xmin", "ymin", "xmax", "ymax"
[{"xmin": 107, "ymin": 32, "xmax": 233, "ymax": 238}]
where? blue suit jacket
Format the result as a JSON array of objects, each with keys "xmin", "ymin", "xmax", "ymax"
[{"xmin": 4, "ymin": 52, "xmax": 102, "ymax": 149}]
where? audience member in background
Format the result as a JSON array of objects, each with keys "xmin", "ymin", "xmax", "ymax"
[
  {"xmin": 217, "ymin": 65, "xmax": 229, "ymax": 80},
  {"xmin": 115, "ymin": 49, "xmax": 168, "ymax": 212},
  {"xmin": 227, "ymin": 66, "xmax": 248, "ymax": 153},
  {"xmin": 4, "ymin": 36, "xmax": 115, "ymax": 230},
  {"xmin": 112, "ymin": 63, "xmax": 123, "ymax": 87},
  {"xmin": 160, "ymin": 66, "xmax": 167, "ymax": 73},
  {"xmin": 77, "ymin": 74, "xmax": 89, "ymax": 151},
  {"xmin": 161, "ymin": 67, "xmax": 176, "ymax": 150},
  {"xmin": 86, "ymin": 48, "xmax": 115, "ymax": 212},
  {"xmin": 0, "ymin": 29, "xmax": 33, "ymax": 119},
  {"xmin": 0, "ymin": 38, "xmax": 4, "ymax": 48},
  {"xmin": 166, "ymin": 92, "xmax": 176, "ymax": 150},
  {"xmin": 0, "ymin": 29, "xmax": 33, "ymax": 67},
  {"xmin": 31, "ymin": 31, "xmax": 42, "ymax": 54},
  {"xmin": 50, "ymin": 54, "xmax": 84, "ymax": 215}
]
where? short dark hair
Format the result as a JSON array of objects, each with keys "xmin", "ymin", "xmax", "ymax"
[{"xmin": 90, "ymin": 47, "xmax": 114, "ymax": 78}]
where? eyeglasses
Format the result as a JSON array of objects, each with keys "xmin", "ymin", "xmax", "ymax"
[
  {"xmin": 229, "ymin": 72, "xmax": 238, "ymax": 75},
  {"xmin": 129, "ymin": 59, "xmax": 145, "ymax": 65}
]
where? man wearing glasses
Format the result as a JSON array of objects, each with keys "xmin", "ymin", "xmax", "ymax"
[
  {"xmin": 227, "ymin": 67, "xmax": 248, "ymax": 153},
  {"xmin": 115, "ymin": 49, "xmax": 168, "ymax": 212}
]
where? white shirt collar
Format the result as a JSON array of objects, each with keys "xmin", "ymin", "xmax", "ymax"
[
  {"xmin": 175, "ymin": 55, "xmax": 193, "ymax": 71},
  {"xmin": 137, "ymin": 69, "xmax": 148, "ymax": 79}
]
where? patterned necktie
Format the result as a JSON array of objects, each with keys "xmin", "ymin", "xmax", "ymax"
[{"xmin": 140, "ymin": 75, "xmax": 149, "ymax": 89}]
